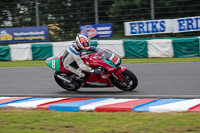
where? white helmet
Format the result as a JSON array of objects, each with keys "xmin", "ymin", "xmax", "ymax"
[{"xmin": 75, "ymin": 34, "xmax": 90, "ymax": 50}]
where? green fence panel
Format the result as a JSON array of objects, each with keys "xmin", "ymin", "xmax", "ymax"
[
  {"xmin": 32, "ymin": 44, "xmax": 53, "ymax": 60},
  {"xmin": 123, "ymin": 40, "xmax": 148, "ymax": 58},
  {"xmin": 173, "ymin": 38, "xmax": 199, "ymax": 58},
  {"xmin": 0, "ymin": 45, "xmax": 11, "ymax": 61},
  {"xmin": 90, "ymin": 41, "xmax": 98, "ymax": 47}
]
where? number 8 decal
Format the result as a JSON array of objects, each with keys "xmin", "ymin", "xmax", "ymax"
[{"xmin": 52, "ymin": 60, "xmax": 55, "ymax": 69}]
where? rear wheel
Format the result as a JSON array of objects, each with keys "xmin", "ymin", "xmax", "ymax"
[
  {"xmin": 110, "ymin": 69, "xmax": 138, "ymax": 91},
  {"xmin": 54, "ymin": 71, "xmax": 81, "ymax": 91}
]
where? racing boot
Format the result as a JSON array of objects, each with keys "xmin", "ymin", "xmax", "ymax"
[
  {"xmin": 77, "ymin": 77, "xmax": 85, "ymax": 86},
  {"xmin": 70, "ymin": 74, "xmax": 85, "ymax": 86}
]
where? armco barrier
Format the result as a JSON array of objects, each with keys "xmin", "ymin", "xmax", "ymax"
[
  {"xmin": 1, "ymin": 97, "xmax": 200, "ymax": 113},
  {"xmin": 0, "ymin": 37, "xmax": 200, "ymax": 61}
]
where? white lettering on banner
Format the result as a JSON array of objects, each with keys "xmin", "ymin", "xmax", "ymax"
[
  {"xmin": 124, "ymin": 19, "xmax": 172, "ymax": 36},
  {"xmin": 14, "ymin": 31, "xmax": 45, "ymax": 36},
  {"xmin": 173, "ymin": 16, "xmax": 200, "ymax": 33},
  {"xmin": 97, "ymin": 31, "xmax": 112, "ymax": 34},
  {"xmin": 97, "ymin": 27, "xmax": 111, "ymax": 30},
  {"xmin": 98, "ymin": 35, "xmax": 111, "ymax": 37}
]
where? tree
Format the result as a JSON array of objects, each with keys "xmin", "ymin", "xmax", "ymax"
[
  {"xmin": 39, "ymin": 0, "xmax": 96, "ymax": 41},
  {"xmin": 0, "ymin": 0, "xmax": 35, "ymax": 28}
]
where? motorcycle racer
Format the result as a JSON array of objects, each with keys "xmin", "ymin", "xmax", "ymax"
[
  {"xmin": 46, "ymin": 43, "xmax": 138, "ymax": 91},
  {"xmin": 62, "ymin": 33, "xmax": 101, "ymax": 80}
]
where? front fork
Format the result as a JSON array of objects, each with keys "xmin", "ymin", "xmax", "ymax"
[{"xmin": 113, "ymin": 66, "xmax": 126, "ymax": 82}]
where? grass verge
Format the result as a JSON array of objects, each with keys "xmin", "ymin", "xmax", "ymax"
[
  {"xmin": 0, "ymin": 108, "xmax": 200, "ymax": 133},
  {"xmin": 0, "ymin": 57, "xmax": 200, "ymax": 67},
  {"xmin": 0, "ymin": 60, "xmax": 46, "ymax": 67},
  {"xmin": 122, "ymin": 57, "xmax": 200, "ymax": 64}
]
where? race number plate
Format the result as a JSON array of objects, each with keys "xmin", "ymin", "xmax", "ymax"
[{"xmin": 109, "ymin": 53, "xmax": 120, "ymax": 65}]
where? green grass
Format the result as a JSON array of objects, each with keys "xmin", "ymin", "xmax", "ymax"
[
  {"xmin": 122, "ymin": 57, "xmax": 200, "ymax": 64},
  {"xmin": 0, "ymin": 57, "xmax": 200, "ymax": 67},
  {"xmin": 0, "ymin": 60, "xmax": 46, "ymax": 67},
  {"xmin": 0, "ymin": 108, "xmax": 200, "ymax": 133}
]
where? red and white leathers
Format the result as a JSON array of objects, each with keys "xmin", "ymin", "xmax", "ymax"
[{"xmin": 62, "ymin": 34, "xmax": 98, "ymax": 78}]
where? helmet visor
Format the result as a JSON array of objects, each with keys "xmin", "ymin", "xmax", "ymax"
[{"xmin": 82, "ymin": 42, "xmax": 90, "ymax": 47}]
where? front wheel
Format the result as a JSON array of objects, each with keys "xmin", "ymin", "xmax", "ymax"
[
  {"xmin": 110, "ymin": 69, "xmax": 138, "ymax": 91},
  {"xmin": 54, "ymin": 71, "xmax": 81, "ymax": 91}
]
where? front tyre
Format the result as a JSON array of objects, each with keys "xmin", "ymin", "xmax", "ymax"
[
  {"xmin": 54, "ymin": 71, "xmax": 81, "ymax": 91},
  {"xmin": 110, "ymin": 69, "xmax": 138, "ymax": 91}
]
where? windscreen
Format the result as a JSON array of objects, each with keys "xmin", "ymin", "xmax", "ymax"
[
  {"xmin": 96, "ymin": 48, "xmax": 121, "ymax": 68},
  {"xmin": 98, "ymin": 49, "xmax": 112, "ymax": 60}
]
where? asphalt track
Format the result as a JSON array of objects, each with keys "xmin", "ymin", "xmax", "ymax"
[{"xmin": 0, "ymin": 62, "xmax": 200, "ymax": 98}]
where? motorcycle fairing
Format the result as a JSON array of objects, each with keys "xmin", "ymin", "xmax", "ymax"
[
  {"xmin": 84, "ymin": 73, "xmax": 114, "ymax": 87},
  {"xmin": 46, "ymin": 51, "xmax": 124, "ymax": 87},
  {"xmin": 46, "ymin": 56, "xmax": 60, "ymax": 71},
  {"xmin": 113, "ymin": 66, "xmax": 126, "ymax": 82},
  {"xmin": 46, "ymin": 56, "xmax": 71, "ymax": 73}
]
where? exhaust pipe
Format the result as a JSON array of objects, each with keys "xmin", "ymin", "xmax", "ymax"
[{"xmin": 57, "ymin": 75, "xmax": 71, "ymax": 83}]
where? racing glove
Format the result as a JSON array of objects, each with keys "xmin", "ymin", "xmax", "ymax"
[{"xmin": 91, "ymin": 67, "xmax": 102, "ymax": 74}]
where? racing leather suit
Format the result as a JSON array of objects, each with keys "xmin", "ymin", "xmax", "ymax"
[{"xmin": 62, "ymin": 43, "xmax": 98, "ymax": 78}]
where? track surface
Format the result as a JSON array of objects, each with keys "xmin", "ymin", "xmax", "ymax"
[{"xmin": 0, "ymin": 62, "xmax": 200, "ymax": 98}]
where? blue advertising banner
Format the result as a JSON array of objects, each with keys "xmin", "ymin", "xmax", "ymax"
[
  {"xmin": 0, "ymin": 26, "xmax": 48, "ymax": 43},
  {"xmin": 80, "ymin": 23, "xmax": 112, "ymax": 38}
]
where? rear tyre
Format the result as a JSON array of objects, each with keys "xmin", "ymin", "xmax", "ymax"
[
  {"xmin": 54, "ymin": 71, "xmax": 81, "ymax": 91},
  {"xmin": 110, "ymin": 69, "xmax": 138, "ymax": 91}
]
